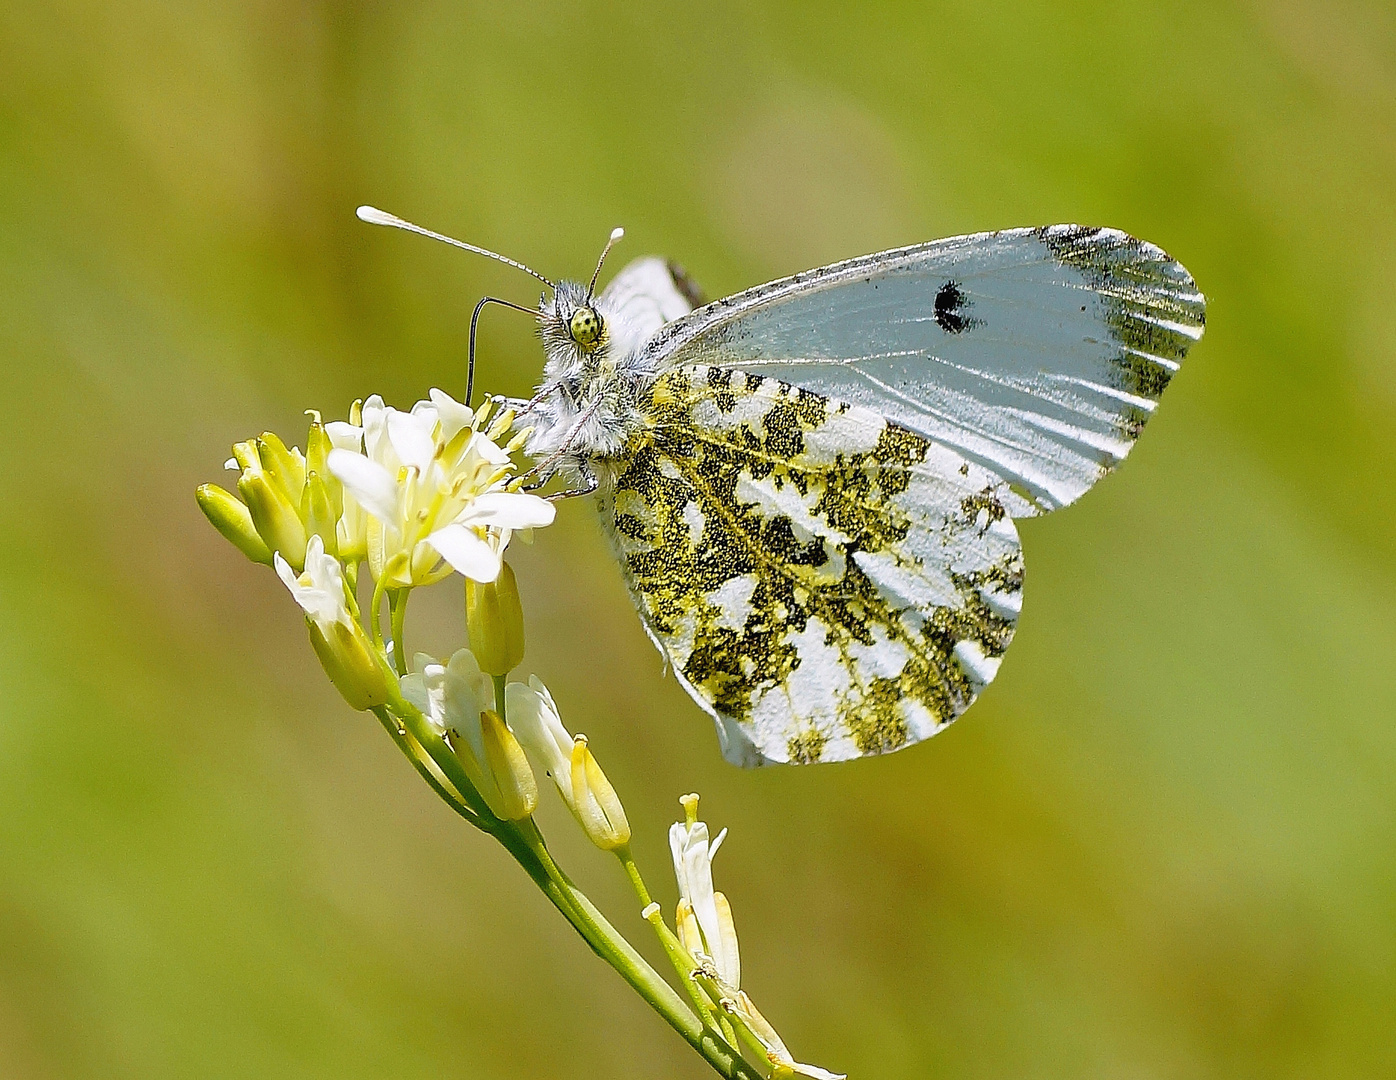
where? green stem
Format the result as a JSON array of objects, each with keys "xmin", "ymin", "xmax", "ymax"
[
  {"xmin": 492, "ymin": 673, "xmax": 508, "ymax": 718},
  {"xmin": 617, "ymin": 847, "xmax": 722, "ymax": 1029},
  {"xmin": 389, "ymin": 589, "xmax": 409, "ymax": 676},
  {"xmin": 372, "ymin": 670, "xmax": 755, "ymax": 1076},
  {"xmin": 368, "ymin": 570, "xmax": 390, "ymax": 651},
  {"xmin": 503, "ymin": 822, "xmax": 761, "ymax": 1080}
]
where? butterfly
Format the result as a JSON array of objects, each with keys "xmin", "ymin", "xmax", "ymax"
[{"xmin": 358, "ymin": 208, "xmax": 1206, "ymax": 767}]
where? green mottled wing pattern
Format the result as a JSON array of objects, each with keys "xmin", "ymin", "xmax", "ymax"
[{"xmin": 597, "ymin": 365, "xmax": 1024, "ymax": 767}]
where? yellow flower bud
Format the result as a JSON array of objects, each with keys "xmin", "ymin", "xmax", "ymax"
[
  {"xmin": 480, "ymin": 709, "xmax": 537, "ymax": 820},
  {"xmin": 308, "ymin": 618, "xmax": 389, "ymax": 710},
  {"xmin": 305, "ymin": 413, "xmax": 330, "ymax": 473},
  {"xmin": 506, "ymin": 677, "xmax": 629, "ymax": 848},
  {"xmin": 570, "ymin": 735, "xmax": 630, "ymax": 850},
  {"xmin": 676, "ymin": 897, "xmax": 702, "ymax": 958},
  {"xmin": 254, "ymin": 431, "xmax": 305, "ymax": 505},
  {"xmin": 196, "ymin": 483, "xmax": 273, "ymax": 565},
  {"xmin": 239, "ymin": 470, "xmax": 308, "ymax": 569},
  {"xmin": 465, "ymin": 560, "xmax": 525, "ymax": 675},
  {"xmin": 301, "ymin": 471, "xmax": 339, "ymax": 558},
  {"xmin": 229, "ymin": 440, "xmax": 260, "ymax": 472},
  {"xmin": 305, "ymin": 417, "xmax": 343, "ymax": 515}
]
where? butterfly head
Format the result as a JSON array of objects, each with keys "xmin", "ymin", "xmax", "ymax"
[
  {"xmin": 540, "ymin": 279, "xmax": 610, "ymax": 365},
  {"xmin": 539, "ymin": 226, "xmax": 627, "ymax": 362},
  {"xmin": 568, "ymin": 304, "xmax": 604, "ymax": 348}
]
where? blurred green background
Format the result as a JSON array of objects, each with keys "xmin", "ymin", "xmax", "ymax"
[{"xmin": 2, "ymin": 2, "xmax": 1394, "ymax": 1077}]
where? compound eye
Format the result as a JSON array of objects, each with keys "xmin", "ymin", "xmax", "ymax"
[{"xmin": 568, "ymin": 306, "xmax": 603, "ymax": 347}]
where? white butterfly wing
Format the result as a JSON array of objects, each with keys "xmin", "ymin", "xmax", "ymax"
[
  {"xmin": 639, "ymin": 226, "xmax": 1206, "ymax": 514},
  {"xmin": 598, "ymin": 256, "xmax": 701, "ymax": 358},
  {"xmin": 603, "ymin": 365, "xmax": 1025, "ymax": 767}
]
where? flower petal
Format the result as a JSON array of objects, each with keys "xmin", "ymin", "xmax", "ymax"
[
  {"xmin": 427, "ymin": 524, "xmax": 501, "ymax": 582},
  {"xmin": 428, "ymin": 388, "xmax": 474, "ymax": 443},
  {"xmin": 399, "ymin": 672, "xmax": 430, "ymax": 716},
  {"xmin": 465, "ymin": 491, "xmax": 556, "ymax": 530},
  {"xmin": 781, "ymin": 1063, "xmax": 846, "ymax": 1080},
  {"xmin": 506, "ymin": 679, "xmax": 573, "ymax": 787},
  {"xmin": 444, "ymin": 648, "xmax": 495, "ymax": 716},
  {"xmin": 325, "ymin": 420, "xmax": 362, "ymax": 452},
  {"xmin": 328, "ymin": 450, "xmax": 399, "ymax": 522},
  {"xmin": 386, "ymin": 408, "xmax": 436, "ymax": 472},
  {"xmin": 301, "ymin": 533, "xmax": 340, "ymax": 585},
  {"xmin": 360, "ymin": 395, "xmax": 392, "ymax": 464},
  {"xmin": 440, "ymin": 648, "xmax": 494, "ymax": 767},
  {"xmin": 274, "ymin": 536, "xmax": 347, "ymax": 628},
  {"xmin": 468, "ymin": 432, "xmax": 512, "ymax": 467},
  {"xmin": 273, "ymin": 550, "xmax": 299, "ymax": 594}
]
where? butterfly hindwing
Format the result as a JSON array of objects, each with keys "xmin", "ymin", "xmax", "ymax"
[
  {"xmin": 640, "ymin": 226, "xmax": 1205, "ymax": 514},
  {"xmin": 598, "ymin": 364, "xmax": 1024, "ymax": 767}
]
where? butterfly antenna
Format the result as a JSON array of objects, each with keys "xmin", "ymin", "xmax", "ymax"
[
  {"xmin": 356, "ymin": 205, "xmax": 555, "ymax": 290},
  {"xmin": 586, "ymin": 226, "xmax": 625, "ymax": 301},
  {"xmin": 466, "ymin": 295, "xmax": 537, "ymax": 408}
]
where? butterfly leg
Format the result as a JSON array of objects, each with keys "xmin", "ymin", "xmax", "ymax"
[
  {"xmin": 491, "ymin": 380, "xmax": 561, "ymax": 423},
  {"xmin": 515, "ymin": 396, "xmax": 603, "ymax": 489},
  {"xmin": 540, "ymin": 466, "xmax": 599, "ymax": 501}
]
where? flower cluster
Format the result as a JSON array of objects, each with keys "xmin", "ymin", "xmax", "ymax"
[
  {"xmin": 399, "ymin": 648, "xmax": 630, "ymax": 848},
  {"xmin": 198, "ymin": 385, "xmax": 842, "ymax": 1080},
  {"xmin": 197, "ymin": 392, "xmax": 553, "ymax": 708},
  {"xmin": 326, "ymin": 392, "xmax": 553, "ymax": 588}
]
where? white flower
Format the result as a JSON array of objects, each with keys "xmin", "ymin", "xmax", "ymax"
[
  {"xmin": 399, "ymin": 649, "xmax": 537, "ymax": 820},
  {"xmin": 275, "ymin": 534, "xmax": 352, "ymax": 631},
  {"xmin": 274, "ymin": 535, "xmax": 387, "ymax": 710},
  {"xmin": 507, "ymin": 677, "xmax": 630, "ymax": 849},
  {"xmin": 327, "ymin": 390, "xmax": 554, "ymax": 588},
  {"xmin": 669, "ymin": 794, "xmax": 740, "ymax": 989},
  {"xmin": 670, "ymin": 794, "xmax": 844, "ymax": 1080}
]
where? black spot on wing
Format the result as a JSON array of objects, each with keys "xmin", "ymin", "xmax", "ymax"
[
  {"xmin": 707, "ymin": 366, "xmax": 737, "ymax": 413},
  {"xmin": 934, "ymin": 280, "xmax": 972, "ymax": 333}
]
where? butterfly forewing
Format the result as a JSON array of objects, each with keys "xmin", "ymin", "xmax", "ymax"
[
  {"xmin": 600, "ymin": 365, "xmax": 1024, "ymax": 766},
  {"xmin": 639, "ymin": 226, "xmax": 1205, "ymax": 514}
]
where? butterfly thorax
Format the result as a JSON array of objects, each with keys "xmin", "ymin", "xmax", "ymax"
[{"xmin": 524, "ymin": 279, "xmax": 660, "ymax": 477}]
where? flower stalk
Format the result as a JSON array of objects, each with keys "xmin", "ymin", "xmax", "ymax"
[{"xmin": 197, "ymin": 389, "xmax": 839, "ymax": 1080}]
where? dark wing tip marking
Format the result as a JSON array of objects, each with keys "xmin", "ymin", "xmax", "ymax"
[{"xmin": 1035, "ymin": 224, "xmax": 1206, "ymax": 406}]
